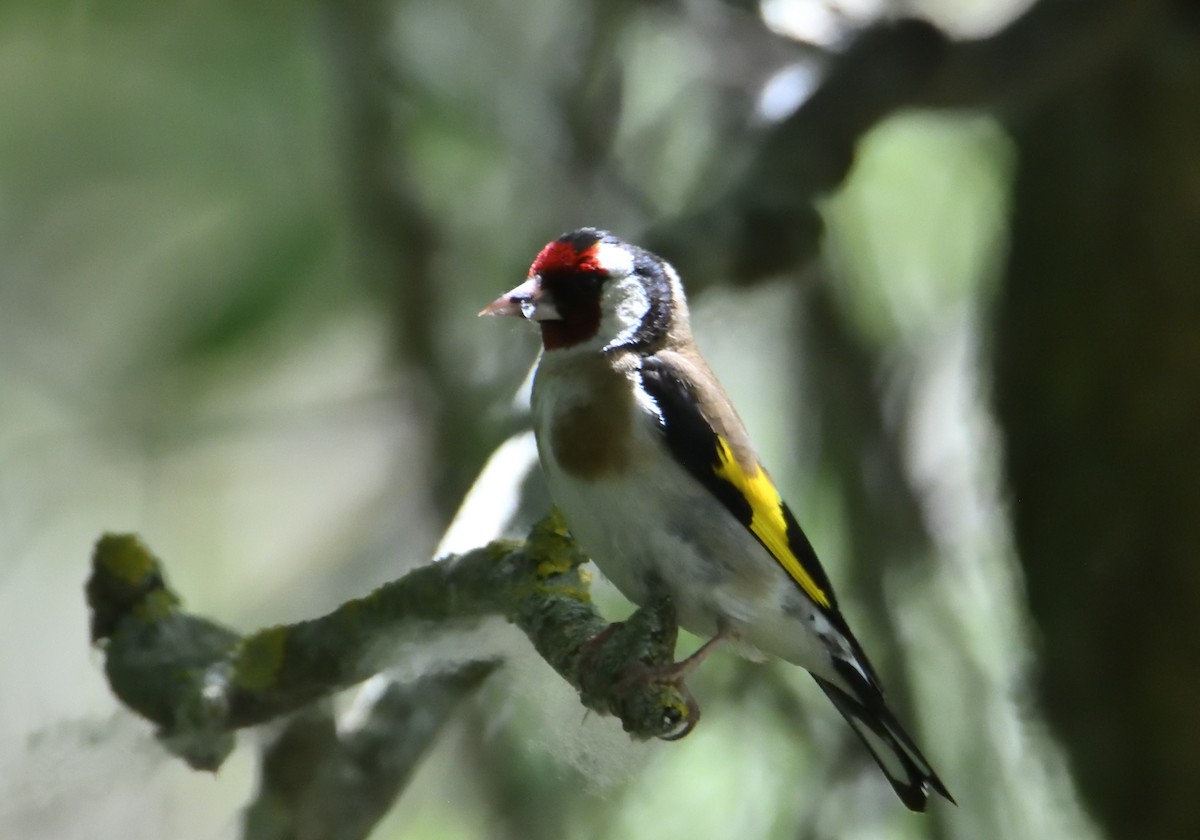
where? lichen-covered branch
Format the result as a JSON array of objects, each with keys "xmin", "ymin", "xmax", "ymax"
[{"xmin": 86, "ymin": 512, "xmax": 697, "ymax": 772}]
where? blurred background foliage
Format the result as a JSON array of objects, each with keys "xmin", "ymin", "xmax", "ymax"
[{"xmin": 1, "ymin": 0, "xmax": 1196, "ymax": 838}]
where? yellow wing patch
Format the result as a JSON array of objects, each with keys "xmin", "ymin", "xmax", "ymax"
[{"xmin": 713, "ymin": 437, "xmax": 831, "ymax": 609}]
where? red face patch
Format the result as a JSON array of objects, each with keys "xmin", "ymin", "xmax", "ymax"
[{"xmin": 530, "ymin": 240, "xmax": 602, "ymax": 276}]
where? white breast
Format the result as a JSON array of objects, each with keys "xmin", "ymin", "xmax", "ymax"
[{"xmin": 530, "ymin": 353, "xmax": 831, "ymax": 674}]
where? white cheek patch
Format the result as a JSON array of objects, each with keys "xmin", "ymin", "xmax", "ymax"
[
  {"xmin": 592, "ymin": 241, "xmax": 635, "ymax": 279},
  {"xmin": 601, "ymin": 276, "xmax": 651, "ymax": 351}
]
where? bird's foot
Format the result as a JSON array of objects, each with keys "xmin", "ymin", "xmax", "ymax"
[{"xmin": 611, "ymin": 629, "xmax": 728, "ymax": 740}]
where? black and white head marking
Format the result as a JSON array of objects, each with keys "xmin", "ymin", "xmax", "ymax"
[
  {"xmin": 499, "ymin": 229, "xmax": 685, "ymax": 354},
  {"xmin": 599, "ymin": 244, "xmax": 678, "ymax": 354}
]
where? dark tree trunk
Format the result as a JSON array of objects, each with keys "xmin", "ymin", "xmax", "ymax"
[{"xmin": 995, "ymin": 6, "xmax": 1200, "ymax": 839}]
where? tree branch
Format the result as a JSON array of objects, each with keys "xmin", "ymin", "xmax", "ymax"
[
  {"xmin": 241, "ymin": 665, "xmax": 495, "ymax": 840},
  {"xmin": 86, "ymin": 512, "xmax": 697, "ymax": 773},
  {"xmin": 646, "ymin": 0, "xmax": 1158, "ymax": 290}
]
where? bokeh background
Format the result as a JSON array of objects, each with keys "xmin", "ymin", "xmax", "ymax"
[{"xmin": 2, "ymin": 0, "xmax": 1196, "ymax": 838}]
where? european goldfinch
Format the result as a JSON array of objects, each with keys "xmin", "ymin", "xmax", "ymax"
[{"xmin": 482, "ymin": 228, "xmax": 953, "ymax": 811}]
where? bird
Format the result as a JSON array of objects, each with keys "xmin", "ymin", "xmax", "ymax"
[{"xmin": 481, "ymin": 227, "xmax": 953, "ymax": 811}]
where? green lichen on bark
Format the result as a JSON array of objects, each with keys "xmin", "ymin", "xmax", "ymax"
[
  {"xmin": 232, "ymin": 626, "xmax": 290, "ymax": 692},
  {"xmin": 87, "ymin": 533, "xmax": 179, "ymax": 642}
]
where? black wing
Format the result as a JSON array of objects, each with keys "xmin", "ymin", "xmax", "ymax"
[{"xmin": 638, "ymin": 356, "xmax": 839, "ymax": 612}]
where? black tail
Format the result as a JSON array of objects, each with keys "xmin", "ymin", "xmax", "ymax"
[{"xmin": 814, "ymin": 672, "xmax": 955, "ymax": 811}]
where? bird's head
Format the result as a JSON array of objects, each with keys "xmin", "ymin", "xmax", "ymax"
[{"xmin": 482, "ymin": 228, "xmax": 686, "ymax": 353}]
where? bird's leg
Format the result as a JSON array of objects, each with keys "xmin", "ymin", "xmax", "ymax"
[
  {"xmin": 669, "ymin": 627, "xmax": 729, "ymax": 680},
  {"xmin": 609, "ymin": 624, "xmax": 730, "ymax": 740},
  {"xmin": 631, "ymin": 624, "xmax": 730, "ymax": 685}
]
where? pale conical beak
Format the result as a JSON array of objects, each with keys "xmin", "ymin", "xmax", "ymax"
[{"xmin": 479, "ymin": 276, "xmax": 561, "ymax": 320}]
